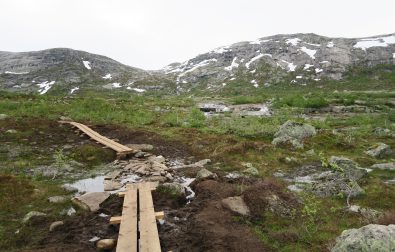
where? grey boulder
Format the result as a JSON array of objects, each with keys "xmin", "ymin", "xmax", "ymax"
[{"xmin": 272, "ymin": 121, "xmax": 316, "ymax": 149}]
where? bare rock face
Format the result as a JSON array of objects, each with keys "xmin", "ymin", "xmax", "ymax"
[
  {"xmin": 331, "ymin": 224, "xmax": 395, "ymax": 252},
  {"xmin": 365, "ymin": 143, "xmax": 394, "ymax": 159}
]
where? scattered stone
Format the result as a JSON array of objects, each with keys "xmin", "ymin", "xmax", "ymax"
[
  {"xmin": 272, "ymin": 121, "xmax": 316, "ymax": 149},
  {"xmin": 59, "ymin": 116, "xmax": 72, "ymax": 121},
  {"xmin": 22, "ymin": 211, "xmax": 47, "ymax": 223},
  {"xmin": 0, "ymin": 114, "xmax": 8, "ymax": 120},
  {"xmin": 222, "ymin": 196, "xmax": 250, "ymax": 216},
  {"xmin": 48, "ymin": 196, "xmax": 68, "ymax": 203},
  {"xmin": 96, "ymin": 239, "xmax": 116, "ymax": 250},
  {"xmin": 196, "ymin": 168, "xmax": 215, "ymax": 180},
  {"xmin": 89, "ymin": 236, "xmax": 100, "ymax": 242},
  {"xmin": 72, "ymin": 192, "xmax": 110, "ymax": 212},
  {"xmin": 242, "ymin": 167, "xmax": 259, "ymax": 176},
  {"xmin": 126, "ymin": 144, "xmax": 154, "ymax": 151},
  {"xmin": 62, "ymin": 207, "xmax": 77, "ymax": 216},
  {"xmin": 6, "ymin": 129, "xmax": 17, "ymax": 134},
  {"xmin": 371, "ymin": 162, "xmax": 395, "ymax": 171},
  {"xmin": 148, "ymin": 155, "xmax": 166, "ymax": 163},
  {"xmin": 175, "ymin": 159, "xmax": 211, "ymax": 169},
  {"xmin": 104, "ymin": 170, "xmax": 122, "ymax": 180},
  {"xmin": 62, "ymin": 144, "xmax": 73, "ymax": 150},
  {"xmin": 328, "ymin": 156, "xmax": 367, "ymax": 181},
  {"xmin": 148, "ymin": 175, "xmax": 167, "ymax": 183},
  {"xmin": 365, "ymin": 143, "xmax": 393, "ymax": 159},
  {"xmin": 331, "ymin": 224, "xmax": 395, "ymax": 252},
  {"xmin": 134, "ymin": 151, "xmax": 147, "ymax": 158},
  {"xmin": 104, "ymin": 180, "xmax": 123, "ymax": 191},
  {"xmin": 49, "ymin": 221, "xmax": 64, "ymax": 232}
]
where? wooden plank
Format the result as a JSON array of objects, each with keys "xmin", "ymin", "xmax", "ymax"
[
  {"xmin": 116, "ymin": 184, "xmax": 138, "ymax": 252},
  {"xmin": 109, "ymin": 216, "xmax": 122, "ymax": 225},
  {"xmin": 110, "ymin": 211, "xmax": 164, "ymax": 225},
  {"xmin": 139, "ymin": 183, "xmax": 161, "ymax": 252},
  {"xmin": 117, "ymin": 182, "xmax": 158, "ymax": 197},
  {"xmin": 59, "ymin": 121, "xmax": 135, "ymax": 155}
]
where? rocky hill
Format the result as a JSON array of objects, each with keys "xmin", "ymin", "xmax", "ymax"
[
  {"xmin": 0, "ymin": 48, "xmax": 171, "ymax": 95},
  {"xmin": 1, "ymin": 33, "xmax": 395, "ymax": 95},
  {"xmin": 162, "ymin": 33, "xmax": 395, "ymax": 92}
]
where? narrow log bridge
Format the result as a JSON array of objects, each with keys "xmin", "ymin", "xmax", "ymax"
[
  {"xmin": 59, "ymin": 121, "xmax": 136, "ymax": 159},
  {"xmin": 110, "ymin": 182, "xmax": 163, "ymax": 252}
]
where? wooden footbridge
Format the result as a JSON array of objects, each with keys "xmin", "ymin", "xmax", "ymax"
[
  {"xmin": 110, "ymin": 182, "xmax": 163, "ymax": 252},
  {"xmin": 59, "ymin": 121, "xmax": 136, "ymax": 159},
  {"xmin": 60, "ymin": 121, "xmax": 163, "ymax": 251}
]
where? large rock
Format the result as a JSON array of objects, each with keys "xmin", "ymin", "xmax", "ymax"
[
  {"xmin": 196, "ymin": 168, "xmax": 215, "ymax": 180},
  {"xmin": 104, "ymin": 180, "xmax": 123, "ymax": 191},
  {"xmin": 0, "ymin": 114, "xmax": 8, "ymax": 120},
  {"xmin": 72, "ymin": 192, "xmax": 110, "ymax": 212},
  {"xmin": 371, "ymin": 162, "xmax": 395, "ymax": 171},
  {"xmin": 222, "ymin": 196, "xmax": 250, "ymax": 216},
  {"xmin": 331, "ymin": 224, "xmax": 395, "ymax": 252},
  {"xmin": 328, "ymin": 156, "xmax": 367, "ymax": 181},
  {"xmin": 365, "ymin": 143, "xmax": 393, "ymax": 159},
  {"xmin": 272, "ymin": 121, "xmax": 316, "ymax": 149}
]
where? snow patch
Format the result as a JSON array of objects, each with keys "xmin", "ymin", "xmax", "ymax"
[
  {"xmin": 315, "ymin": 68, "xmax": 323, "ymax": 73},
  {"xmin": 249, "ymin": 39, "xmax": 270, "ymax": 45},
  {"xmin": 300, "ymin": 47, "xmax": 317, "ymax": 59},
  {"xmin": 127, "ymin": 87, "xmax": 146, "ymax": 93},
  {"xmin": 245, "ymin": 54, "xmax": 270, "ymax": 69},
  {"xmin": 210, "ymin": 46, "xmax": 231, "ymax": 54},
  {"xmin": 224, "ymin": 57, "xmax": 239, "ymax": 71},
  {"xmin": 393, "ymin": 53, "xmax": 395, "ymax": 59},
  {"xmin": 83, "ymin": 61, "xmax": 91, "ymax": 70},
  {"xmin": 304, "ymin": 64, "xmax": 314, "ymax": 70},
  {"xmin": 5, "ymin": 71, "xmax": 29, "ymax": 75},
  {"xmin": 326, "ymin": 41, "xmax": 334, "ymax": 48},
  {"xmin": 286, "ymin": 38, "xmax": 301, "ymax": 46},
  {"xmin": 177, "ymin": 59, "xmax": 217, "ymax": 83},
  {"xmin": 281, "ymin": 60, "xmax": 297, "ymax": 72},
  {"xmin": 296, "ymin": 76, "xmax": 303, "ymax": 79},
  {"xmin": 354, "ymin": 35, "xmax": 395, "ymax": 50},
  {"xmin": 230, "ymin": 77, "xmax": 236, "ymax": 81},
  {"xmin": 222, "ymin": 83, "xmax": 227, "ymax": 87},
  {"xmin": 250, "ymin": 69, "xmax": 256, "ymax": 74},
  {"xmin": 37, "ymin": 81, "xmax": 55, "ymax": 95},
  {"xmin": 112, "ymin": 83, "xmax": 122, "ymax": 88},
  {"xmin": 102, "ymin": 74, "xmax": 112, "ymax": 80},
  {"xmin": 70, "ymin": 87, "xmax": 79, "ymax": 94},
  {"xmin": 250, "ymin": 79, "xmax": 259, "ymax": 88},
  {"xmin": 305, "ymin": 42, "xmax": 321, "ymax": 47}
]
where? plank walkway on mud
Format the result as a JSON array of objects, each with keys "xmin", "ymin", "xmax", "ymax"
[
  {"xmin": 59, "ymin": 121, "xmax": 135, "ymax": 158},
  {"xmin": 110, "ymin": 182, "xmax": 162, "ymax": 252}
]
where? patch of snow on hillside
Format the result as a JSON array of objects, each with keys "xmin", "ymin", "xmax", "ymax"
[
  {"xmin": 224, "ymin": 57, "xmax": 239, "ymax": 71},
  {"xmin": 70, "ymin": 87, "xmax": 79, "ymax": 94},
  {"xmin": 305, "ymin": 42, "xmax": 321, "ymax": 47},
  {"xmin": 178, "ymin": 59, "xmax": 217, "ymax": 81},
  {"xmin": 327, "ymin": 42, "xmax": 334, "ymax": 48},
  {"xmin": 286, "ymin": 38, "xmax": 301, "ymax": 46},
  {"xmin": 320, "ymin": 61, "xmax": 329, "ymax": 64},
  {"xmin": 354, "ymin": 35, "xmax": 395, "ymax": 50},
  {"xmin": 304, "ymin": 64, "xmax": 314, "ymax": 70},
  {"xmin": 127, "ymin": 87, "xmax": 146, "ymax": 93},
  {"xmin": 296, "ymin": 76, "xmax": 303, "ymax": 79},
  {"xmin": 83, "ymin": 61, "xmax": 91, "ymax": 70},
  {"xmin": 102, "ymin": 74, "xmax": 112, "ymax": 80},
  {"xmin": 250, "ymin": 80, "xmax": 259, "ymax": 88},
  {"xmin": 210, "ymin": 46, "xmax": 231, "ymax": 54},
  {"xmin": 37, "ymin": 81, "xmax": 55, "ymax": 95},
  {"xmin": 314, "ymin": 78, "xmax": 321, "ymax": 81},
  {"xmin": 246, "ymin": 54, "xmax": 270, "ymax": 69},
  {"xmin": 5, "ymin": 71, "xmax": 29, "ymax": 75},
  {"xmin": 281, "ymin": 60, "xmax": 297, "ymax": 72},
  {"xmin": 230, "ymin": 77, "xmax": 236, "ymax": 81},
  {"xmin": 112, "ymin": 83, "xmax": 122, "ymax": 88},
  {"xmin": 315, "ymin": 68, "xmax": 323, "ymax": 73},
  {"xmin": 249, "ymin": 39, "xmax": 270, "ymax": 45},
  {"xmin": 393, "ymin": 53, "xmax": 395, "ymax": 59},
  {"xmin": 300, "ymin": 47, "xmax": 317, "ymax": 59},
  {"xmin": 222, "ymin": 83, "xmax": 227, "ymax": 86},
  {"xmin": 250, "ymin": 69, "xmax": 256, "ymax": 74}
]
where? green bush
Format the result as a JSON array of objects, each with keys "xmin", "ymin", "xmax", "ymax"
[{"xmin": 187, "ymin": 108, "xmax": 206, "ymax": 128}]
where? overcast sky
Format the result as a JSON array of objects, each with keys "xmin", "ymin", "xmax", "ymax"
[{"xmin": 1, "ymin": 0, "xmax": 394, "ymax": 70}]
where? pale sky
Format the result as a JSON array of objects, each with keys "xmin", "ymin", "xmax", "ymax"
[{"xmin": 0, "ymin": 0, "xmax": 394, "ymax": 70}]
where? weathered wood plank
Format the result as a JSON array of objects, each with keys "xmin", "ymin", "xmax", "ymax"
[
  {"xmin": 109, "ymin": 216, "xmax": 122, "ymax": 225},
  {"xmin": 139, "ymin": 183, "xmax": 161, "ymax": 252},
  {"xmin": 116, "ymin": 184, "xmax": 138, "ymax": 252}
]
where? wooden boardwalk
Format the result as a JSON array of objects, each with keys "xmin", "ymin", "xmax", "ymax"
[
  {"xmin": 59, "ymin": 121, "xmax": 136, "ymax": 159},
  {"xmin": 110, "ymin": 182, "xmax": 162, "ymax": 252}
]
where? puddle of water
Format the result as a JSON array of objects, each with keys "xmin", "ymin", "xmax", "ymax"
[
  {"xmin": 178, "ymin": 177, "xmax": 196, "ymax": 200},
  {"xmin": 65, "ymin": 176, "xmax": 106, "ymax": 193}
]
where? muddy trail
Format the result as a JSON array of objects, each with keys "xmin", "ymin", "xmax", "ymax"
[{"xmin": 6, "ymin": 120, "xmax": 295, "ymax": 252}]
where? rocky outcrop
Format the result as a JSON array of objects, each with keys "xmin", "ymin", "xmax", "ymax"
[
  {"xmin": 365, "ymin": 143, "xmax": 394, "ymax": 159},
  {"xmin": 331, "ymin": 224, "xmax": 395, "ymax": 252},
  {"xmin": 272, "ymin": 121, "xmax": 316, "ymax": 149}
]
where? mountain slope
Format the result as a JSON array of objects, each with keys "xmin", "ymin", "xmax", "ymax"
[
  {"xmin": 162, "ymin": 33, "xmax": 395, "ymax": 92},
  {"xmin": 0, "ymin": 48, "xmax": 171, "ymax": 94}
]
